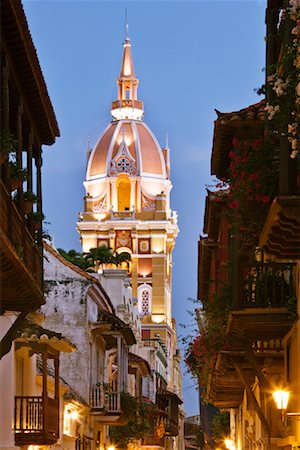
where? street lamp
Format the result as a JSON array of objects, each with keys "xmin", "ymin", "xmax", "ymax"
[
  {"xmin": 272, "ymin": 389, "xmax": 290, "ymax": 421},
  {"xmin": 224, "ymin": 439, "xmax": 235, "ymax": 450}
]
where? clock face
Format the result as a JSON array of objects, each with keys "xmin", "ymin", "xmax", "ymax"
[{"xmin": 117, "ymin": 157, "xmax": 131, "ymax": 172}]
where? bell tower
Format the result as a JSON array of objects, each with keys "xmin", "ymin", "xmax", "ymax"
[{"xmin": 77, "ymin": 29, "xmax": 179, "ymax": 391}]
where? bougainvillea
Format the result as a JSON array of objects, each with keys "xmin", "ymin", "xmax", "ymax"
[
  {"xmin": 226, "ymin": 137, "xmax": 278, "ymax": 247},
  {"xmin": 184, "ymin": 284, "xmax": 232, "ymax": 391}
]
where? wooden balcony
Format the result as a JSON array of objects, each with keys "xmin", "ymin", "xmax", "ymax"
[
  {"xmin": 156, "ymin": 389, "xmax": 182, "ymax": 436},
  {"xmin": 259, "ymin": 196, "xmax": 300, "ymax": 260},
  {"xmin": 0, "ymin": 180, "xmax": 43, "ymax": 313},
  {"xmin": 14, "ymin": 396, "xmax": 59, "ymax": 445},
  {"xmin": 90, "ymin": 385, "xmax": 126, "ymax": 425},
  {"xmin": 229, "ymin": 261, "xmax": 295, "ymax": 342},
  {"xmin": 142, "ymin": 436, "xmax": 166, "ymax": 447},
  {"xmin": 208, "ymin": 339, "xmax": 284, "ymax": 408}
]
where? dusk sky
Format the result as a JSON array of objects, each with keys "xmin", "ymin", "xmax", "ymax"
[{"xmin": 23, "ymin": 0, "xmax": 266, "ymax": 415}]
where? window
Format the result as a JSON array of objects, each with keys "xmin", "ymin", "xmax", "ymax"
[{"xmin": 138, "ymin": 285, "xmax": 152, "ymax": 316}]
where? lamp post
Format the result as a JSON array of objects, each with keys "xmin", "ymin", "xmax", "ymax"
[{"xmin": 272, "ymin": 389, "xmax": 290, "ymax": 421}]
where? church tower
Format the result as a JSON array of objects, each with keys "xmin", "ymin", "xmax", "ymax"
[{"xmin": 77, "ymin": 29, "xmax": 179, "ymax": 391}]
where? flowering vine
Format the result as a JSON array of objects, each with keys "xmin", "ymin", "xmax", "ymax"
[
  {"xmin": 184, "ymin": 284, "xmax": 232, "ymax": 391},
  {"xmin": 265, "ymin": 0, "xmax": 300, "ymax": 158}
]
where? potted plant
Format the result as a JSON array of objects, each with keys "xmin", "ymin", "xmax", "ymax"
[
  {"xmin": 28, "ymin": 211, "xmax": 45, "ymax": 231},
  {"xmin": 8, "ymin": 161, "xmax": 27, "ymax": 191},
  {"xmin": 0, "ymin": 130, "xmax": 17, "ymax": 166},
  {"xmin": 23, "ymin": 191, "xmax": 37, "ymax": 214},
  {"xmin": 13, "ymin": 190, "xmax": 37, "ymax": 214}
]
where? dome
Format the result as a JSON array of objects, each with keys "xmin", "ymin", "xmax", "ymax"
[{"xmin": 86, "ymin": 120, "xmax": 167, "ymax": 180}]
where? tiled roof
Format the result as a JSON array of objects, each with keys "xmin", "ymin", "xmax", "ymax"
[
  {"xmin": 211, "ymin": 100, "xmax": 265, "ymax": 179},
  {"xmin": 215, "ymin": 99, "xmax": 266, "ymax": 123},
  {"xmin": 129, "ymin": 352, "xmax": 152, "ymax": 375},
  {"xmin": 15, "ymin": 318, "xmax": 76, "ymax": 353},
  {"xmin": 97, "ymin": 310, "xmax": 136, "ymax": 346},
  {"xmin": 44, "ymin": 242, "xmax": 114, "ymax": 313}
]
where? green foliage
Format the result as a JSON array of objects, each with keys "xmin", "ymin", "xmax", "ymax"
[
  {"xmin": 287, "ymin": 295, "xmax": 298, "ymax": 323},
  {"xmin": 184, "ymin": 284, "xmax": 232, "ymax": 390},
  {"xmin": 8, "ymin": 161, "xmax": 27, "ymax": 181},
  {"xmin": 0, "ymin": 130, "xmax": 17, "ymax": 156},
  {"xmin": 109, "ymin": 251, "xmax": 131, "ymax": 268},
  {"xmin": 109, "ymin": 393, "xmax": 148, "ymax": 448},
  {"xmin": 57, "ymin": 248, "xmax": 88, "ymax": 270},
  {"xmin": 83, "ymin": 246, "xmax": 113, "ymax": 272},
  {"xmin": 57, "ymin": 246, "xmax": 131, "ymax": 273},
  {"xmin": 211, "ymin": 411, "xmax": 230, "ymax": 440}
]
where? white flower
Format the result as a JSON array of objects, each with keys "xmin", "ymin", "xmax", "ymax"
[
  {"xmin": 288, "ymin": 123, "xmax": 297, "ymax": 135},
  {"xmin": 296, "ymin": 82, "xmax": 300, "ymax": 97},
  {"xmin": 294, "ymin": 55, "xmax": 300, "ymax": 68},
  {"xmin": 291, "ymin": 138, "xmax": 298, "ymax": 150},
  {"xmin": 292, "ymin": 24, "xmax": 300, "ymax": 35},
  {"xmin": 273, "ymin": 78, "xmax": 286, "ymax": 96},
  {"xmin": 290, "ymin": 149, "xmax": 298, "ymax": 159},
  {"xmin": 265, "ymin": 103, "xmax": 280, "ymax": 120}
]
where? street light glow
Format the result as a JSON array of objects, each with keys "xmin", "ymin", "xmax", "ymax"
[{"xmin": 272, "ymin": 390, "xmax": 289, "ymax": 410}]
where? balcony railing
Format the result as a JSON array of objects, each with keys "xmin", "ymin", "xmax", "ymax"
[
  {"xmin": 14, "ymin": 396, "xmax": 59, "ymax": 445},
  {"xmin": 90, "ymin": 385, "xmax": 121, "ymax": 412},
  {"xmin": 241, "ymin": 262, "xmax": 295, "ymax": 308},
  {"xmin": 0, "ymin": 180, "xmax": 43, "ymax": 312},
  {"xmin": 110, "ymin": 210, "xmax": 135, "ymax": 220},
  {"xmin": 75, "ymin": 436, "xmax": 92, "ymax": 450},
  {"xmin": 111, "ymin": 100, "xmax": 143, "ymax": 110},
  {"xmin": 142, "ymin": 338, "xmax": 168, "ymax": 358}
]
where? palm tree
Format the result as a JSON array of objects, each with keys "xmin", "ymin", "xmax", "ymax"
[
  {"xmin": 57, "ymin": 248, "xmax": 88, "ymax": 270},
  {"xmin": 83, "ymin": 246, "xmax": 113, "ymax": 272},
  {"xmin": 110, "ymin": 251, "xmax": 131, "ymax": 268}
]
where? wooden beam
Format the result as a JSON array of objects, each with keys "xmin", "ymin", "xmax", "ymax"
[
  {"xmin": 233, "ymin": 361, "xmax": 271, "ymax": 438},
  {"xmin": 0, "ymin": 311, "xmax": 28, "ymax": 359},
  {"xmin": 244, "ymin": 348, "xmax": 271, "ymax": 390}
]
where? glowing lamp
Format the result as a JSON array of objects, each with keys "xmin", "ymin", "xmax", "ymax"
[
  {"xmin": 272, "ymin": 390, "xmax": 289, "ymax": 410},
  {"xmin": 107, "ymin": 446, "xmax": 115, "ymax": 450},
  {"xmin": 70, "ymin": 410, "xmax": 78, "ymax": 420},
  {"xmin": 151, "ymin": 314, "xmax": 165, "ymax": 324},
  {"xmin": 224, "ymin": 439, "xmax": 235, "ymax": 450}
]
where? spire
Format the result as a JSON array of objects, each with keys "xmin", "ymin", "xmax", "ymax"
[
  {"xmin": 119, "ymin": 25, "xmax": 136, "ymax": 80},
  {"xmin": 111, "ymin": 22, "xmax": 144, "ymax": 121}
]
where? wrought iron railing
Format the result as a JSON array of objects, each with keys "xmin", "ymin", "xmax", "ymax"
[{"xmin": 241, "ymin": 262, "xmax": 295, "ymax": 308}]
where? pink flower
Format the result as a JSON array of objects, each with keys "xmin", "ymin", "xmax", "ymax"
[
  {"xmin": 252, "ymin": 139, "xmax": 262, "ymax": 149},
  {"xmin": 261, "ymin": 195, "xmax": 270, "ymax": 203},
  {"xmin": 229, "ymin": 150, "xmax": 236, "ymax": 159},
  {"xmin": 229, "ymin": 200, "xmax": 240, "ymax": 209},
  {"xmin": 232, "ymin": 138, "xmax": 239, "ymax": 147},
  {"xmin": 249, "ymin": 173, "xmax": 259, "ymax": 181}
]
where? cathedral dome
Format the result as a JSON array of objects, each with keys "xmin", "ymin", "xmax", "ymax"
[{"xmin": 86, "ymin": 119, "xmax": 167, "ymax": 180}]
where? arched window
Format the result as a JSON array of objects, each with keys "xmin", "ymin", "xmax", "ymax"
[
  {"xmin": 138, "ymin": 284, "xmax": 152, "ymax": 316},
  {"xmin": 117, "ymin": 176, "xmax": 131, "ymax": 211}
]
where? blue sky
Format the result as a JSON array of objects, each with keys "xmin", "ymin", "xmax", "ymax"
[{"xmin": 23, "ymin": 0, "xmax": 266, "ymax": 416}]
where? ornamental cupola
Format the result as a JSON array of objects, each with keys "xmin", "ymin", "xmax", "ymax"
[{"xmin": 111, "ymin": 26, "xmax": 144, "ymax": 121}]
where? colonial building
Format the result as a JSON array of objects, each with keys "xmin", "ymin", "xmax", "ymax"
[
  {"xmin": 192, "ymin": 0, "xmax": 300, "ymax": 448},
  {"xmin": 0, "ymin": 1, "xmax": 72, "ymax": 449},
  {"xmin": 77, "ymin": 29, "xmax": 184, "ymax": 450}
]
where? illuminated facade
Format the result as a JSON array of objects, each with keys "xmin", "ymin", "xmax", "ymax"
[{"xmin": 77, "ymin": 29, "xmax": 184, "ymax": 450}]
